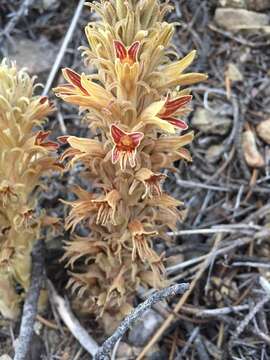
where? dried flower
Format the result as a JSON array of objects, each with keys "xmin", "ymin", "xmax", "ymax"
[
  {"xmin": 256, "ymin": 118, "xmax": 270, "ymax": 145},
  {"xmin": 55, "ymin": 0, "xmax": 207, "ymax": 329},
  {"xmin": 242, "ymin": 129, "xmax": 264, "ymax": 168},
  {"xmin": 129, "ymin": 168, "xmax": 166, "ymax": 199},
  {"xmin": 92, "ymin": 189, "xmax": 121, "ymax": 226}
]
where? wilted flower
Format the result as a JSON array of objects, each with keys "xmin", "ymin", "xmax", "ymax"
[
  {"xmin": 129, "ymin": 168, "xmax": 166, "ymax": 199},
  {"xmin": 92, "ymin": 189, "xmax": 121, "ymax": 226},
  {"xmin": 0, "ymin": 181, "xmax": 18, "ymax": 207},
  {"xmin": 35, "ymin": 130, "xmax": 59, "ymax": 150}
]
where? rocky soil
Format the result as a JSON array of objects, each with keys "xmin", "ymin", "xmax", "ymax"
[{"xmin": 1, "ymin": 0, "xmax": 270, "ymax": 359}]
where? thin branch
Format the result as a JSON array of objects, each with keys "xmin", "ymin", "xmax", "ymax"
[
  {"xmin": 0, "ymin": 0, "xmax": 34, "ymax": 40},
  {"xmin": 167, "ymin": 237, "xmax": 253, "ymax": 275},
  {"xmin": 229, "ymin": 295, "xmax": 270, "ymax": 354},
  {"xmin": 177, "ymin": 326, "xmax": 199, "ymax": 358},
  {"xmin": 175, "ymin": 176, "xmax": 270, "ymax": 194},
  {"xmin": 47, "ymin": 279, "xmax": 99, "ymax": 357},
  {"xmin": 137, "ymin": 234, "xmax": 223, "ymax": 360},
  {"xmin": 168, "ymin": 223, "xmax": 263, "ymax": 237},
  {"xmin": 14, "ymin": 240, "xmax": 45, "ymax": 360},
  {"xmin": 183, "ymin": 304, "xmax": 250, "ymax": 317},
  {"xmin": 42, "ymin": 0, "xmax": 85, "ymax": 96},
  {"xmin": 94, "ymin": 283, "xmax": 189, "ymax": 360}
]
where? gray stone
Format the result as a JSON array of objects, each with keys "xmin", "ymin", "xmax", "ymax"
[
  {"xmin": 128, "ymin": 309, "xmax": 163, "ymax": 347},
  {"xmin": 206, "ymin": 144, "xmax": 226, "ymax": 163},
  {"xmin": 8, "ymin": 36, "xmax": 57, "ymax": 75},
  {"xmin": 192, "ymin": 108, "xmax": 232, "ymax": 136},
  {"xmin": 219, "ymin": 0, "xmax": 247, "ymax": 8},
  {"xmin": 226, "ymin": 63, "xmax": 243, "ymax": 82},
  {"xmin": 257, "ymin": 119, "xmax": 270, "ymax": 145},
  {"xmin": 247, "ymin": 0, "xmax": 270, "ymax": 11},
  {"xmin": 218, "ymin": 0, "xmax": 270, "ymax": 11},
  {"xmin": 214, "ymin": 8, "xmax": 269, "ymax": 31}
]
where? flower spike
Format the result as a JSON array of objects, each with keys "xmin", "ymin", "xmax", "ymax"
[
  {"xmin": 57, "ymin": 0, "xmax": 207, "ymax": 326},
  {"xmin": 0, "ymin": 59, "xmax": 60, "ymax": 319}
]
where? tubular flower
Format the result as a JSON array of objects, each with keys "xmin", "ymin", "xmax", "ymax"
[
  {"xmin": 0, "ymin": 59, "xmax": 60, "ymax": 319},
  {"xmin": 111, "ymin": 124, "xmax": 144, "ymax": 170},
  {"xmin": 35, "ymin": 131, "xmax": 60, "ymax": 150},
  {"xmin": 138, "ymin": 100, "xmax": 175, "ymax": 133},
  {"xmin": 113, "ymin": 40, "xmax": 141, "ymax": 101},
  {"xmin": 0, "ymin": 181, "xmax": 18, "ymax": 207},
  {"xmin": 154, "ymin": 50, "xmax": 207, "ymax": 90},
  {"xmin": 92, "ymin": 189, "xmax": 121, "ymax": 226},
  {"xmin": 158, "ymin": 94, "xmax": 193, "ymax": 130},
  {"xmin": 57, "ymin": 0, "xmax": 207, "ymax": 329},
  {"xmin": 54, "ymin": 68, "xmax": 117, "ymax": 112},
  {"xmin": 128, "ymin": 220, "xmax": 165, "ymax": 287},
  {"xmin": 63, "ymin": 187, "xmax": 97, "ymax": 232},
  {"xmin": 129, "ymin": 168, "xmax": 166, "ymax": 199}
]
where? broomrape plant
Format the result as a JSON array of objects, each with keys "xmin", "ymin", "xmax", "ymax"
[
  {"xmin": 0, "ymin": 60, "xmax": 60, "ymax": 319},
  {"xmin": 54, "ymin": 0, "xmax": 207, "ymax": 329}
]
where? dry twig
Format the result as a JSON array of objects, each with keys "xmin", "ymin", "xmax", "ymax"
[
  {"xmin": 14, "ymin": 240, "xmax": 45, "ymax": 360},
  {"xmin": 137, "ymin": 234, "xmax": 223, "ymax": 359},
  {"xmin": 229, "ymin": 295, "xmax": 270, "ymax": 353},
  {"xmin": 0, "ymin": 0, "xmax": 34, "ymax": 41},
  {"xmin": 47, "ymin": 279, "xmax": 99, "ymax": 357},
  {"xmin": 42, "ymin": 0, "xmax": 85, "ymax": 96},
  {"xmin": 95, "ymin": 283, "xmax": 189, "ymax": 360}
]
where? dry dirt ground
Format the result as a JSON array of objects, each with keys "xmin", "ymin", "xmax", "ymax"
[{"xmin": 1, "ymin": 0, "xmax": 270, "ymax": 359}]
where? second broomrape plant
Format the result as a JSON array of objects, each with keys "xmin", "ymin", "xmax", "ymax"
[
  {"xmin": 0, "ymin": 60, "xmax": 59, "ymax": 319},
  {"xmin": 55, "ymin": 0, "xmax": 207, "ymax": 329}
]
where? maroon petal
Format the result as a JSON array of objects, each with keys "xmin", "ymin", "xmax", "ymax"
[
  {"xmin": 128, "ymin": 41, "xmax": 140, "ymax": 62},
  {"xmin": 36, "ymin": 130, "xmax": 50, "ymax": 143},
  {"xmin": 114, "ymin": 40, "xmax": 127, "ymax": 61},
  {"xmin": 164, "ymin": 117, "xmax": 188, "ymax": 130},
  {"xmin": 130, "ymin": 132, "xmax": 144, "ymax": 147},
  {"xmin": 39, "ymin": 96, "xmax": 48, "ymax": 104},
  {"xmin": 112, "ymin": 146, "xmax": 121, "ymax": 164},
  {"xmin": 111, "ymin": 124, "xmax": 125, "ymax": 144},
  {"xmin": 162, "ymin": 95, "xmax": 192, "ymax": 116},
  {"xmin": 63, "ymin": 68, "xmax": 89, "ymax": 95}
]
